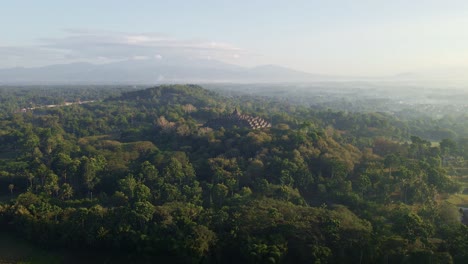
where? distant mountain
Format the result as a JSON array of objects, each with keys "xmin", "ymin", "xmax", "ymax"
[
  {"xmin": 0, "ymin": 58, "xmax": 333, "ymax": 84},
  {"xmin": 3, "ymin": 58, "xmax": 466, "ymax": 85}
]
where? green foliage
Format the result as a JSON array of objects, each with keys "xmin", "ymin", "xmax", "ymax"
[{"xmin": 0, "ymin": 84, "xmax": 466, "ymax": 262}]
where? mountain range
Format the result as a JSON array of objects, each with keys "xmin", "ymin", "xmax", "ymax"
[
  {"xmin": 0, "ymin": 58, "xmax": 333, "ymax": 84},
  {"xmin": 1, "ymin": 57, "xmax": 467, "ymax": 85}
]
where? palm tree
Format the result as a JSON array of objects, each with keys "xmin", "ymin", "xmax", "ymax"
[{"xmin": 8, "ymin": 184, "xmax": 14, "ymax": 196}]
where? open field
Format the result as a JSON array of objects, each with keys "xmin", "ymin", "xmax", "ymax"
[
  {"xmin": 0, "ymin": 232, "xmax": 62, "ymax": 264},
  {"xmin": 447, "ymin": 171, "xmax": 468, "ymax": 207},
  {"xmin": 446, "ymin": 193, "xmax": 468, "ymax": 208},
  {"xmin": 0, "ymin": 232, "xmax": 125, "ymax": 264}
]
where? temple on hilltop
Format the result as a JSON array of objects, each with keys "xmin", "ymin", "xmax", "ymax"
[{"xmin": 204, "ymin": 108, "xmax": 271, "ymax": 130}]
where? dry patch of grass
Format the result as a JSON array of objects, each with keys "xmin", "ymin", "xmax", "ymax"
[
  {"xmin": 447, "ymin": 170, "xmax": 468, "ymax": 206},
  {"xmin": 446, "ymin": 193, "xmax": 468, "ymax": 208}
]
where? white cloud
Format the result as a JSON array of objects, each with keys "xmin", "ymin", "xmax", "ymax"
[
  {"xmin": 0, "ymin": 30, "xmax": 249, "ymax": 68},
  {"xmin": 43, "ymin": 30, "xmax": 243, "ymax": 56},
  {"xmin": 132, "ymin": 55, "xmax": 149, "ymax": 60}
]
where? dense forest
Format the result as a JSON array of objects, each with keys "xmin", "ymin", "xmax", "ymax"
[{"xmin": 0, "ymin": 84, "xmax": 467, "ymax": 263}]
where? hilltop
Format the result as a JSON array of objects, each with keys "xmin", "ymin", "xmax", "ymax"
[{"xmin": 108, "ymin": 84, "xmax": 221, "ymax": 107}]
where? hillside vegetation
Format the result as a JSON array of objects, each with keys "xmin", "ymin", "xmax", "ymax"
[{"xmin": 0, "ymin": 84, "xmax": 467, "ymax": 263}]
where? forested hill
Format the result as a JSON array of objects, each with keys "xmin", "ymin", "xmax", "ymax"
[
  {"xmin": 108, "ymin": 84, "xmax": 221, "ymax": 107},
  {"xmin": 0, "ymin": 85, "xmax": 467, "ymax": 263}
]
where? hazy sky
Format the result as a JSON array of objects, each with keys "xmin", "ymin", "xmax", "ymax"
[{"xmin": 2, "ymin": 0, "xmax": 468, "ymax": 76}]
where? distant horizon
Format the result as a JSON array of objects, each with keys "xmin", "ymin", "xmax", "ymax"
[{"xmin": 2, "ymin": 57, "xmax": 468, "ymax": 87}]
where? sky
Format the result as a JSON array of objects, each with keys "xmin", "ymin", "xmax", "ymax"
[{"xmin": 1, "ymin": 0, "xmax": 468, "ymax": 76}]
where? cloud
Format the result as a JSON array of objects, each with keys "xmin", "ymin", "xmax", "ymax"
[
  {"xmin": 132, "ymin": 55, "xmax": 150, "ymax": 60},
  {"xmin": 43, "ymin": 30, "xmax": 244, "ymax": 60},
  {"xmin": 0, "ymin": 46, "xmax": 73, "ymax": 68},
  {"xmin": 0, "ymin": 30, "xmax": 247, "ymax": 68}
]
